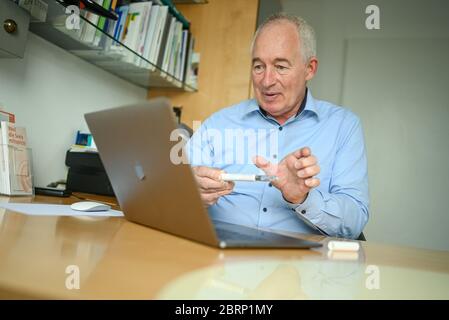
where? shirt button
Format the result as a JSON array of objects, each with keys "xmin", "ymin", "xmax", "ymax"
[
  {"xmin": 278, "ymin": 126, "xmax": 283, "ymax": 131},
  {"xmin": 301, "ymin": 210, "xmax": 306, "ymax": 215},
  {"xmin": 263, "ymin": 207, "xmax": 267, "ymax": 212}
]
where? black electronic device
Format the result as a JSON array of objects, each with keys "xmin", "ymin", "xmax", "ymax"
[
  {"xmin": 34, "ymin": 186, "xmax": 72, "ymax": 197},
  {"xmin": 65, "ymin": 150, "xmax": 115, "ymax": 196}
]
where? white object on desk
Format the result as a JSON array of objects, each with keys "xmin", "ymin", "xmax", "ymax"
[
  {"xmin": 0, "ymin": 203, "xmax": 123, "ymax": 217},
  {"xmin": 70, "ymin": 201, "xmax": 111, "ymax": 212},
  {"xmin": 327, "ymin": 240, "xmax": 360, "ymax": 252}
]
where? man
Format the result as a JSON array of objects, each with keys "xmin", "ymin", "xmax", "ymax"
[{"xmin": 186, "ymin": 13, "xmax": 369, "ymax": 239}]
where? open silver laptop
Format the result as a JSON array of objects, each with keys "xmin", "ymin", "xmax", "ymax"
[{"xmin": 84, "ymin": 98, "xmax": 322, "ymax": 249}]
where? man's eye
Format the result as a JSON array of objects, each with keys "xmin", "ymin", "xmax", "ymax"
[
  {"xmin": 253, "ymin": 65, "xmax": 264, "ymax": 72},
  {"xmin": 276, "ymin": 65, "xmax": 289, "ymax": 74}
]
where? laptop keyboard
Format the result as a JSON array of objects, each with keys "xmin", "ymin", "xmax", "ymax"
[
  {"xmin": 215, "ymin": 227, "xmax": 267, "ymax": 241},
  {"xmin": 212, "ymin": 220, "xmax": 323, "ymax": 248}
]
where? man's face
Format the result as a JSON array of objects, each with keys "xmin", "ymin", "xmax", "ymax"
[{"xmin": 251, "ymin": 21, "xmax": 316, "ymax": 122}]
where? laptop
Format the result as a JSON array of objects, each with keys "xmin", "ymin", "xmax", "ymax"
[{"xmin": 84, "ymin": 98, "xmax": 322, "ymax": 249}]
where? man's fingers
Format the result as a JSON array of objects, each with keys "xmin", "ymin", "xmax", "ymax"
[
  {"xmin": 193, "ymin": 166, "xmax": 234, "ymax": 207},
  {"xmin": 200, "ymin": 180, "xmax": 234, "ymax": 193},
  {"xmin": 201, "ymin": 188, "xmax": 233, "ymax": 205},
  {"xmin": 253, "ymin": 155, "xmax": 278, "ymax": 176},
  {"xmin": 286, "ymin": 154, "xmax": 299, "ymax": 171},
  {"xmin": 302, "ymin": 147, "xmax": 311, "ymax": 157},
  {"xmin": 304, "ymin": 177, "xmax": 320, "ymax": 188},
  {"xmin": 193, "ymin": 166, "xmax": 223, "ymax": 180},
  {"xmin": 224, "ymin": 181, "xmax": 235, "ymax": 190},
  {"xmin": 253, "ymin": 156, "xmax": 269, "ymax": 168},
  {"xmin": 293, "ymin": 147, "xmax": 311, "ymax": 159},
  {"xmin": 294, "ymin": 155, "xmax": 317, "ymax": 170},
  {"xmin": 193, "ymin": 166, "xmax": 234, "ymax": 192},
  {"xmin": 196, "ymin": 175, "xmax": 229, "ymax": 190},
  {"xmin": 201, "ymin": 193, "xmax": 219, "ymax": 206},
  {"xmin": 297, "ymin": 165, "xmax": 320, "ymax": 178}
]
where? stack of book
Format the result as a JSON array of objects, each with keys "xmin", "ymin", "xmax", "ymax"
[
  {"xmin": 71, "ymin": 0, "xmax": 199, "ymax": 88},
  {"xmin": 69, "ymin": 131, "xmax": 98, "ymax": 153},
  {"xmin": 0, "ymin": 110, "xmax": 33, "ymax": 196}
]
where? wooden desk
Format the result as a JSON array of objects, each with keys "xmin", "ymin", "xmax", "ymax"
[{"xmin": 0, "ymin": 194, "xmax": 448, "ymax": 299}]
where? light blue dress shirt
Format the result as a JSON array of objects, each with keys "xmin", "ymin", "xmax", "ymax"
[{"xmin": 186, "ymin": 90, "xmax": 369, "ymax": 239}]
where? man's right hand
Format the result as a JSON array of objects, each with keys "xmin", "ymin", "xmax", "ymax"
[{"xmin": 192, "ymin": 166, "xmax": 234, "ymax": 206}]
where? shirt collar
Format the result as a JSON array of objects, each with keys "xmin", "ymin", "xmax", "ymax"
[
  {"xmin": 303, "ymin": 89, "xmax": 320, "ymax": 120},
  {"xmin": 243, "ymin": 88, "xmax": 321, "ymax": 121}
]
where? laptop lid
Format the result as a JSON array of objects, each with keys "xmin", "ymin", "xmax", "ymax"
[{"xmin": 85, "ymin": 98, "xmax": 220, "ymax": 247}]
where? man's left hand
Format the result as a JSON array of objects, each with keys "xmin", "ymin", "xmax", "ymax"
[{"xmin": 253, "ymin": 147, "xmax": 320, "ymax": 204}]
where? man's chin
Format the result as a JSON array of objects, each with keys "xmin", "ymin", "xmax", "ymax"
[{"xmin": 259, "ymin": 102, "xmax": 284, "ymax": 116}]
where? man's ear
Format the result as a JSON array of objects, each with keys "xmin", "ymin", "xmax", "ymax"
[{"xmin": 305, "ymin": 57, "xmax": 318, "ymax": 81}]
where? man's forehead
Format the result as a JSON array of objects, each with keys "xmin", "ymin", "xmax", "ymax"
[
  {"xmin": 252, "ymin": 37, "xmax": 301, "ymax": 62},
  {"xmin": 257, "ymin": 20, "xmax": 299, "ymax": 40},
  {"xmin": 252, "ymin": 21, "xmax": 300, "ymax": 55}
]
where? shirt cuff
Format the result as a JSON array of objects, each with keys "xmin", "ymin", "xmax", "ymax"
[{"xmin": 285, "ymin": 189, "xmax": 329, "ymax": 236}]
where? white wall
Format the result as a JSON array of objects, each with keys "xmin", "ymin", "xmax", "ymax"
[
  {"xmin": 0, "ymin": 33, "xmax": 146, "ymax": 187},
  {"xmin": 281, "ymin": 0, "xmax": 449, "ymax": 251},
  {"xmin": 257, "ymin": 0, "xmax": 282, "ymax": 26}
]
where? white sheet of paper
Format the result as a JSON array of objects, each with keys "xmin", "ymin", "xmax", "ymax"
[{"xmin": 0, "ymin": 203, "xmax": 124, "ymax": 217}]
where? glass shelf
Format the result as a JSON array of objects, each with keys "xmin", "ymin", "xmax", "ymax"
[
  {"xmin": 28, "ymin": 0, "xmax": 197, "ymax": 91},
  {"xmin": 173, "ymin": 0, "xmax": 208, "ymax": 4}
]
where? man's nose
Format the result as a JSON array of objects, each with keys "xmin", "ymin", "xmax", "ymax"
[{"xmin": 262, "ymin": 67, "xmax": 276, "ymax": 87}]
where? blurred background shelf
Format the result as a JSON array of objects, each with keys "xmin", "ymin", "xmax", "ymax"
[
  {"xmin": 173, "ymin": 0, "xmax": 208, "ymax": 3},
  {"xmin": 28, "ymin": 0, "xmax": 198, "ymax": 91}
]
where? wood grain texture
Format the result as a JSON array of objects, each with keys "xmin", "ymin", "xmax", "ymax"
[{"xmin": 148, "ymin": 0, "xmax": 260, "ymax": 127}]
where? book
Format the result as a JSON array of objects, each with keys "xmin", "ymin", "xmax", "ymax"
[
  {"xmin": 167, "ymin": 21, "xmax": 179, "ymax": 78},
  {"xmin": 110, "ymin": 0, "xmax": 118, "ymax": 10},
  {"xmin": 164, "ymin": 19, "xmax": 178, "ymax": 78},
  {"xmin": 140, "ymin": 4, "xmax": 159, "ymax": 67},
  {"xmin": 178, "ymin": 29, "xmax": 188, "ymax": 81},
  {"xmin": 69, "ymin": 145, "xmax": 98, "ymax": 153},
  {"xmin": 92, "ymin": 0, "xmax": 112, "ymax": 47},
  {"xmin": 0, "ymin": 110, "xmax": 16, "ymax": 123},
  {"xmin": 81, "ymin": 0, "xmax": 104, "ymax": 44},
  {"xmin": 184, "ymin": 33, "xmax": 195, "ymax": 85},
  {"xmin": 159, "ymin": 0, "xmax": 190, "ymax": 29},
  {"xmin": 122, "ymin": 2, "xmax": 152, "ymax": 63},
  {"xmin": 114, "ymin": 5, "xmax": 130, "ymax": 41},
  {"xmin": 100, "ymin": 11, "xmax": 119, "ymax": 50},
  {"xmin": 160, "ymin": 16, "xmax": 176, "ymax": 73},
  {"xmin": 172, "ymin": 21, "xmax": 183, "ymax": 79},
  {"xmin": 103, "ymin": 4, "xmax": 130, "ymax": 56},
  {"xmin": 0, "ymin": 122, "xmax": 32, "ymax": 196},
  {"xmin": 135, "ymin": 2, "xmax": 154, "ymax": 59},
  {"xmin": 149, "ymin": 6, "xmax": 169, "ymax": 69}
]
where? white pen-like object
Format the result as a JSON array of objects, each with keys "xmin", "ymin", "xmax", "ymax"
[
  {"xmin": 327, "ymin": 240, "xmax": 360, "ymax": 252},
  {"xmin": 220, "ymin": 173, "xmax": 278, "ymax": 182}
]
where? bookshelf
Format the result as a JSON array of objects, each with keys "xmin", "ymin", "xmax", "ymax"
[{"xmin": 28, "ymin": 0, "xmax": 200, "ymax": 91}]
